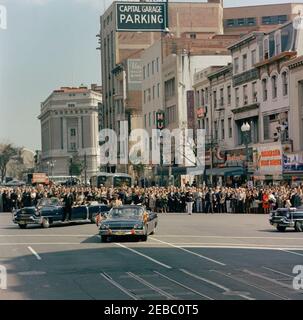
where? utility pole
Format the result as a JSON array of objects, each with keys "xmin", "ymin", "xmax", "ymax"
[{"xmin": 84, "ymin": 152, "xmax": 87, "ymax": 186}]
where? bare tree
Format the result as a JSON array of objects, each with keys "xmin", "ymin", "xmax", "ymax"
[{"xmin": 0, "ymin": 144, "xmax": 18, "ymax": 182}]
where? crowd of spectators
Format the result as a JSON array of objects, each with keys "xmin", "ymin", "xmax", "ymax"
[{"xmin": 1, "ymin": 184, "xmax": 303, "ymax": 215}]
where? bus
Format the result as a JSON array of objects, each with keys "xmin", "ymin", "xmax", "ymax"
[{"xmin": 90, "ymin": 173, "xmax": 133, "ymax": 188}]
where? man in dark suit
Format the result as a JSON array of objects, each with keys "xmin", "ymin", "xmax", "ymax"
[{"xmin": 63, "ymin": 189, "xmax": 74, "ymax": 221}]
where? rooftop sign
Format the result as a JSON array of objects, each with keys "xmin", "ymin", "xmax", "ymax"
[{"xmin": 116, "ymin": 2, "xmax": 167, "ymax": 32}]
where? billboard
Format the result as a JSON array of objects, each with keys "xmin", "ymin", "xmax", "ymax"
[
  {"xmin": 254, "ymin": 143, "xmax": 283, "ymax": 175},
  {"xmin": 116, "ymin": 2, "xmax": 168, "ymax": 32}
]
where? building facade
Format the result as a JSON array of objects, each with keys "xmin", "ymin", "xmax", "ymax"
[{"xmin": 38, "ymin": 85, "xmax": 102, "ymax": 180}]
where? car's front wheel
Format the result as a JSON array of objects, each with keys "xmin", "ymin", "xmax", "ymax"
[
  {"xmin": 295, "ymin": 221, "xmax": 303, "ymax": 232},
  {"xmin": 18, "ymin": 224, "xmax": 27, "ymax": 229},
  {"xmin": 276, "ymin": 226, "xmax": 286, "ymax": 232},
  {"xmin": 41, "ymin": 218, "xmax": 50, "ymax": 229}
]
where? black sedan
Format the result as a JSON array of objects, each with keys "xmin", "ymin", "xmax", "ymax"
[
  {"xmin": 99, "ymin": 205, "xmax": 158, "ymax": 242},
  {"xmin": 269, "ymin": 207, "xmax": 303, "ymax": 232},
  {"xmin": 13, "ymin": 197, "xmax": 110, "ymax": 229}
]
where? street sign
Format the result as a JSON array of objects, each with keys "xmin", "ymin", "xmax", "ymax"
[
  {"xmin": 156, "ymin": 111, "xmax": 165, "ymax": 130},
  {"xmin": 116, "ymin": 2, "xmax": 168, "ymax": 32}
]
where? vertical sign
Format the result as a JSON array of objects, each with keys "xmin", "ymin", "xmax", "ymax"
[
  {"xmin": 187, "ymin": 90, "xmax": 195, "ymax": 129},
  {"xmin": 156, "ymin": 111, "xmax": 165, "ymax": 130}
]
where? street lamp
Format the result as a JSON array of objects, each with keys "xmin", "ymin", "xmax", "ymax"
[{"xmin": 241, "ymin": 122, "xmax": 251, "ymax": 183}]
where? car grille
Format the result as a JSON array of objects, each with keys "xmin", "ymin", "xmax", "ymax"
[{"xmin": 109, "ymin": 226, "xmax": 134, "ymax": 230}]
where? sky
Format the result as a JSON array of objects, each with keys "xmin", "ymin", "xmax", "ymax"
[{"xmin": 0, "ymin": 0, "xmax": 302, "ymax": 151}]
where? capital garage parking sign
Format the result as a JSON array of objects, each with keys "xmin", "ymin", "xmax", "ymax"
[{"xmin": 116, "ymin": 2, "xmax": 167, "ymax": 32}]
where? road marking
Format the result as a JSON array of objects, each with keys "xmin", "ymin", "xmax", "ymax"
[
  {"xmin": 0, "ymin": 235, "xmax": 98, "ymax": 237},
  {"xmin": 154, "ymin": 271, "xmax": 213, "ymax": 300},
  {"xmin": 146, "ymin": 235, "xmax": 303, "ymax": 240},
  {"xmin": 115, "ymin": 243, "xmax": 172, "ymax": 269},
  {"xmin": 127, "ymin": 272, "xmax": 177, "ymax": 300},
  {"xmin": 242, "ymin": 269, "xmax": 294, "ymax": 290},
  {"xmin": 170, "ymin": 243, "xmax": 303, "ymax": 248},
  {"xmin": 180, "ymin": 269, "xmax": 254, "ymax": 300},
  {"xmin": 100, "ymin": 272, "xmax": 139, "ymax": 300},
  {"xmin": 262, "ymin": 267, "xmax": 293, "ymax": 279},
  {"xmin": 280, "ymin": 249, "xmax": 303, "ymax": 257},
  {"xmin": 27, "ymin": 246, "xmax": 42, "ymax": 260},
  {"xmin": 150, "ymin": 237, "xmax": 226, "ymax": 266},
  {"xmin": 212, "ymin": 270, "xmax": 290, "ymax": 300}
]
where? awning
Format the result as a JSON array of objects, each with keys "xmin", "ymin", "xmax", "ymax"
[{"xmin": 205, "ymin": 167, "xmax": 244, "ymax": 177}]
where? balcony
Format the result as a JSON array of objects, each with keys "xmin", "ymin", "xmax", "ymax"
[{"xmin": 233, "ymin": 68, "xmax": 259, "ymax": 87}]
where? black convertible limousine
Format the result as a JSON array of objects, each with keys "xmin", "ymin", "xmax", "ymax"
[
  {"xmin": 13, "ymin": 197, "xmax": 110, "ymax": 229},
  {"xmin": 269, "ymin": 207, "xmax": 303, "ymax": 232}
]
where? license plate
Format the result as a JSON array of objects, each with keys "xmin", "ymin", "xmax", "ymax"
[
  {"xmin": 19, "ymin": 221, "xmax": 26, "ymax": 225},
  {"xmin": 116, "ymin": 232, "xmax": 125, "ymax": 236}
]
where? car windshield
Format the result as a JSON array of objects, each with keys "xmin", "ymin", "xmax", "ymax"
[
  {"xmin": 38, "ymin": 198, "xmax": 60, "ymax": 207},
  {"xmin": 108, "ymin": 207, "xmax": 143, "ymax": 220}
]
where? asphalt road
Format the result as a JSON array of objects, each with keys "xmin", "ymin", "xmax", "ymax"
[{"xmin": 0, "ymin": 212, "xmax": 303, "ymax": 300}]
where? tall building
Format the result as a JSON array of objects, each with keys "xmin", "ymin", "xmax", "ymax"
[
  {"xmin": 224, "ymin": 3, "xmax": 303, "ymax": 35},
  {"xmin": 99, "ymin": 0, "xmax": 225, "ymax": 134},
  {"xmin": 38, "ymin": 85, "xmax": 102, "ymax": 180}
]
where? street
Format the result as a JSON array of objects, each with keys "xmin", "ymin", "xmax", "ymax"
[{"xmin": 0, "ymin": 212, "xmax": 303, "ymax": 300}]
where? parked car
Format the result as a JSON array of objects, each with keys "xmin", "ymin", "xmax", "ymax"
[
  {"xmin": 269, "ymin": 207, "xmax": 303, "ymax": 232},
  {"xmin": 13, "ymin": 197, "xmax": 110, "ymax": 229},
  {"xmin": 99, "ymin": 205, "xmax": 158, "ymax": 242}
]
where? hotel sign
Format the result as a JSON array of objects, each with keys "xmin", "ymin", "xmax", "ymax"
[{"xmin": 116, "ymin": 2, "xmax": 168, "ymax": 32}]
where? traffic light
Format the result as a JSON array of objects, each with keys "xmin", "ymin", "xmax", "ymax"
[{"xmin": 156, "ymin": 111, "xmax": 165, "ymax": 130}]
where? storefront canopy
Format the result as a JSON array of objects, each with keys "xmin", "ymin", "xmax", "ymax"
[{"xmin": 205, "ymin": 167, "xmax": 244, "ymax": 177}]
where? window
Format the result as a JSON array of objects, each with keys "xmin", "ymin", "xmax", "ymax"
[
  {"xmin": 227, "ymin": 86, "xmax": 231, "ymax": 105},
  {"xmin": 247, "ymin": 17, "xmax": 256, "ymax": 25},
  {"xmin": 264, "ymin": 38, "xmax": 269, "ymax": 59},
  {"xmin": 156, "ymin": 58, "xmax": 159, "ymax": 72},
  {"xmin": 165, "ymin": 78, "xmax": 175, "ymax": 99},
  {"xmin": 243, "ymin": 85, "xmax": 248, "ymax": 105},
  {"xmin": 157, "ymin": 83, "xmax": 160, "ymax": 98},
  {"xmin": 214, "ymin": 121, "xmax": 218, "ymax": 140},
  {"xmin": 70, "ymin": 143, "xmax": 77, "ymax": 151},
  {"xmin": 152, "ymin": 60, "xmax": 155, "ymax": 75},
  {"xmin": 235, "ymin": 88, "xmax": 240, "ymax": 106},
  {"xmin": 149, "ymin": 112, "xmax": 151, "ymax": 127},
  {"xmin": 205, "ymin": 88, "xmax": 209, "ymax": 104},
  {"xmin": 272, "ymin": 75, "xmax": 277, "ymax": 99},
  {"xmin": 144, "ymin": 114, "xmax": 147, "ymax": 128},
  {"xmin": 190, "ymin": 33, "xmax": 196, "ymax": 39},
  {"xmin": 234, "ymin": 57, "xmax": 239, "ymax": 74},
  {"xmin": 147, "ymin": 63, "xmax": 150, "ymax": 77},
  {"xmin": 221, "ymin": 119, "xmax": 225, "ymax": 140},
  {"xmin": 153, "ymin": 111, "xmax": 156, "ymax": 125},
  {"xmin": 237, "ymin": 18, "xmax": 245, "ymax": 26},
  {"xmin": 252, "ymin": 82, "xmax": 257, "ymax": 102},
  {"xmin": 196, "ymin": 90, "xmax": 200, "ymax": 107},
  {"xmin": 68, "ymin": 103, "xmax": 75, "ymax": 108},
  {"xmin": 70, "ymin": 128, "xmax": 76, "ymax": 137},
  {"xmin": 282, "ymin": 72, "xmax": 288, "ymax": 96},
  {"xmin": 275, "ymin": 32, "xmax": 281, "ymax": 55},
  {"xmin": 147, "ymin": 88, "xmax": 151, "ymax": 102},
  {"xmin": 144, "ymin": 90, "xmax": 146, "ymax": 104},
  {"xmin": 243, "ymin": 54, "xmax": 247, "ymax": 71},
  {"xmin": 262, "ymin": 78, "xmax": 268, "ymax": 101},
  {"xmin": 251, "ymin": 49, "xmax": 256, "ymax": 66},
  {"xmin": 220, "ymin": 88, "xmax": 224, "ymax": 107},
  {"xmin": 262, "ymin": 15, "xmax": 288, "ymax": 25},
  {"xmin": 213, "ymin": 90, "xmax": 217, "ymax": 109},
  {"xmin": 143, "ymin": 66, "xmax": 146, "ymax": 80},
  {"xmin": 206, "ymin": 118, "xmax": 209, "ymax": 135},
  {"xmin": 166, "ymin": 105, "xmax": 177, "ymax": 125},
  {"xmin": 152, "ymin": 85, "xmax": 155, "ymax": 100},
  {"xmin": 228, "ymin": 118, "xmax": 232, "ymax": 138},
  {"xmin": 201, "ymin": 89, "xmax": 205, "ymax": 106}
]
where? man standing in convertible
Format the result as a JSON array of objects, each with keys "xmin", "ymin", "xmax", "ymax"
[{"xmin": 63, "ymin": 188, "xmax": 74, "ymax": 221}]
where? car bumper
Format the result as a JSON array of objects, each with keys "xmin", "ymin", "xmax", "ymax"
[
  {"xmin": 99, "ymin": 229, "xmax": 145, "ymax": 236},
  {"xmin": 13, "ymin": 216, "xmax": 42, "ymax": 225},
  {"xmin": 270, "ymin": 217, "xmax": 295, "ymax": 227}
]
